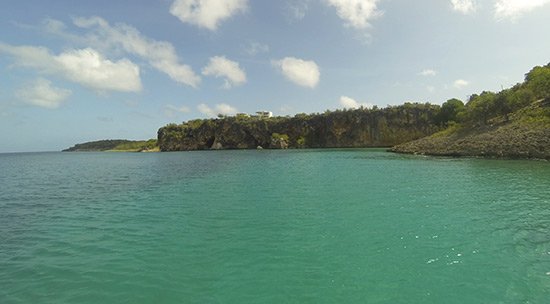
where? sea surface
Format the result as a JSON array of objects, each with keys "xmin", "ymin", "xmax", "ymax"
[{"xmin": 1, "ymin": 149, "xmax": 550, "ymax": 303}]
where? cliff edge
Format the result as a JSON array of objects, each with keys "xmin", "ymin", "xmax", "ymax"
[{"xmin": 157, "ymin": 104, "xmax": 442, "ymax": 151}]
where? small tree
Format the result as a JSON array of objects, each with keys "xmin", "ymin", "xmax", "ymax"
[
  {"xmin": 436, "ymin": 98, "xmax": 465, "ymax": 125},
  {"xmin": 466, "ymin": 91, "xmax": 495, "ymax": 125},
  {"xmin": 525, "ymin": 65, "xmax": 550, "ymax": 99}
]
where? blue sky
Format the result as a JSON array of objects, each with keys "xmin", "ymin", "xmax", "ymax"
[{"xmin": 1, "ymin": 0, "xmax": 549, "ymax": 152}]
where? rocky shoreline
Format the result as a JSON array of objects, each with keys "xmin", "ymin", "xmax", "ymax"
[
  {"xmin": 390, "ymin": 103, "xmax": 550, "ymax": 160},
  {"xmin": 390, "ymin": 123, "xmax": 550, "ymax": 160}
]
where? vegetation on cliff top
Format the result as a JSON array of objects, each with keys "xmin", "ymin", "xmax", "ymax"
[
  {"xmin": 157, "ymin": 103, "xmax": 444, "ymax": 151},
  {"xmin": 63, "ymin": 139, "xmax": 158, "ymax": 152},
  {"xmin": 67, "ymin": 63, "xmax": 549, "ymax": 157},
  {"xmin": 391, "ymin": 63, "xmax": 550, "ymax": 159}
]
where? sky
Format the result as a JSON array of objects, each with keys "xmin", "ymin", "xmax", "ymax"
[{"xmin": 0, "ymin": 0, "xmax": 549, "ymax": 152}]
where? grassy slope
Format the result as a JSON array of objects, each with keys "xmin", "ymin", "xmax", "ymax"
[
  {"xmin": 390, "ymin": 100, "xmax": 550, "ymax": 159},
  {"xmin": 63, "ymin": 139, "xmax": 158, "ymax": 152},
  {"xmin": 107, "ymin": 140, "xmax": 158, "ymax": 152}
]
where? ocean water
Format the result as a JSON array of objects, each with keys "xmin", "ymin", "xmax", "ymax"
[{"xmin": 1, "ymin": 149, "xmax": 550, "ymax": 303}]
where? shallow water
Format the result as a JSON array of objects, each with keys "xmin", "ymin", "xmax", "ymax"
[{"xmin": 1, "ymin": 149, "xmax": 550, "ymax": 303}]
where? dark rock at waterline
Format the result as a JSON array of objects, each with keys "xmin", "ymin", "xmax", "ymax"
[{"xmin": 157, "ymin": 104, "xmax": 442, "ymax": 151}]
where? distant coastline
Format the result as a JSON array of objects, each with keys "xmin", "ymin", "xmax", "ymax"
[
  {"xmin": 63, "ymin": 139, "xmax": 158, "ymax": 152},
  {"xmin": 65, "ymin": 63, "xmax": 550, "ymax": 159}
]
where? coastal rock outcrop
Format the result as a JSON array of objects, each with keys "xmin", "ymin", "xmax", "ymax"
[
  {"xmin": 270, "ymin": 137, "xmax": 289, "ymax": 149},
  {"xmin": 157, "ymin": 104, "xmax": 442, "ymax": 151},
  {"xmin": 210, "ymin": 141, "xmax": 223, "ymax": 150},
  {"xmin": 392, "ymin": 63, "xmax": 550, "ymax": 159},
  {"xmin": 391, "ymin": 101, "xmax": 550, "ymax": 159}
]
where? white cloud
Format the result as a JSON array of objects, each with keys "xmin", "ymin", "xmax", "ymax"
[
  {"xmin": 339, "ymin": 96, "xmax": 372, "ymax": 109},
  {"xmin": 215, "ymin": 103, "xmax": 238, "ymax": 115},
  {"xmin": 56, "ymin": 48, "xmax": 142, "ymax": 92},
  {"xmin": 0, "ymin": 44, "xmax": 56, "ymax": 70},
  {"xmin": 165, "ymin": 104, "xmax": 191, "ymax": 117},
  {"xmin": 453, "ymin": 79, "xmax": 469, "ymax": 89},
  {"xmin": 0, "ymin": 43, "xmax": 142, "ymax": 92},
  {"xmin": 418, "ymin": 69, "xmax": 437, "ymax": 76},
  {"xmin": 286, "ymin": 0, "xmax": 310, "ymax": 21},
  {"xmin": 273, "ymin": 57, "xmax": 320, "ymax": 88},
  {"xmin": 244, "ymin": 41, "xmax": 269, "ymax": 56},
  {"xmin": 326, "ymin": 0, "xmax": 383, "ymax": 29},
  {"xmin": 73, "ymin": 16, "xmax": 200, "ymax": 88},
  {"xmin": 427, "ymin": 86, "xmax": 436, "ymax": 93},
  {"xmin": 43, "ymin": 18, "xmax": 68, "ymax": 36},
  {"xmin": 170, "ymin": 0, "xmax": 248, "ymax": 30},
  {"xmin": 197, "ymin": 103, "xmax": 238, "ymax": 117},
  {"xmin": 202, "ymin": 56, "xmax": 246, "ymax": 88},
  {"xmin": 197, "ymin": 103, "xmax": 215, "ymax": 117},
  {"xmin": 451, "ymin": 0, "xmax": 477, "ymax": 14},
  {"xmin": 494, "ymin": 0, "xmax": 550, "ymax": 20},
  {"xmin": 16, "ymin": 78, "xmax": 71, "ymax": 109}
]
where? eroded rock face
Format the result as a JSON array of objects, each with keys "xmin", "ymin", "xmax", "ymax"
[
  {"xmin": 210, "ymin": 141, "xmax": 223, "ymax": 150},
  {"xmin": 270, "ymin": 138, "xmax": 288, "ymax": 149},
  {"xmin": 157, "ymin": 105, "xmax": 442, "ymax": 151}
]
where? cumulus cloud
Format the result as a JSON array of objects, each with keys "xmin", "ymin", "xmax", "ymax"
[
  {"xmin": 164, "ymin": 104, "xmax": 191, "ymax": 117},
  {"xmin": 453, "ymin": 79, "xmax": 469, "ymax": 89},
  {"xmin": 57, "ymin": 48, "xmax": 142, "ymax": 92},
  {"xmin": 418, "ymin": 69, "xmax": 437, "ymax": 76},
  {"xmin": 273, "ymin": 57, "xmax": 320, "ymax": 88},
  {"xmin": 494, "ymin": 0, "xmax": 550, "ymax": 20},
  {"xmin": 0, "ymin": 43, "xmax": 142, "ymax": 92},
  {"xmin": 451, "ymin": 0, "xmax": 477, "ymax": 14},
  {"xmin": 72, "ymin": 16, "xmax": 200, "ymax": 88},
  {"xmin": 339, "ymin": 96, "xmax": 372, "ymax": 109},
  {"xmin": 197, "ymin": 103, "xmax": 238, "ymax": 117},
  {"xmin": 170, "ymin": 0, "xmax": 248, "ymax": 30},
  {"xmin": 326, "ymin": 0, "xmax": 383, "ymax": 29},
  {"xmin": 16, "ymin": 78, "xmax": 71, "ymax": 109},
  {"xmin": 202, "ymin": 56, "xmax": 246, "ymax": 88}
]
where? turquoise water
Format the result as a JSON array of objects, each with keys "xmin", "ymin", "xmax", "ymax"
[{"xmin": 1, "ymin": 149, "xmax": 550, "ymax": 303}]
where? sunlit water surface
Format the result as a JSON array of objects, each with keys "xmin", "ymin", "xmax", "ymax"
[{"xmin": 1, "ymin": 149, "xmax": 550, "ymax": 303}]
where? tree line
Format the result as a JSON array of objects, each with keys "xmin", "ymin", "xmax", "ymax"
[{"xmin": 434, "ymin": 63, "xmax": 550, "ymax": 127}]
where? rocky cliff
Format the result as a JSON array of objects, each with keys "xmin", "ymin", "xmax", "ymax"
[{"xmin": 157, "ymin": 104, "xmax": 442, "ymax": 151}]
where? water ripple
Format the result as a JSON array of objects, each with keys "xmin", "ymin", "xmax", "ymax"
[{"xmin": 1, "ymin": 150, "xmax": 550, "ymax": 303}]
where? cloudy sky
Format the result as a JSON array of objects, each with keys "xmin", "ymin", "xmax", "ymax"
[{"xmin": 1, "ymin": 0, "xmax": 549, "ymax": 152}]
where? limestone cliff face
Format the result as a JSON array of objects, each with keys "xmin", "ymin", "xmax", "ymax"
[{"xmin": 157, "ymin": 105, "xmax": 441, "ymax": 151}]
